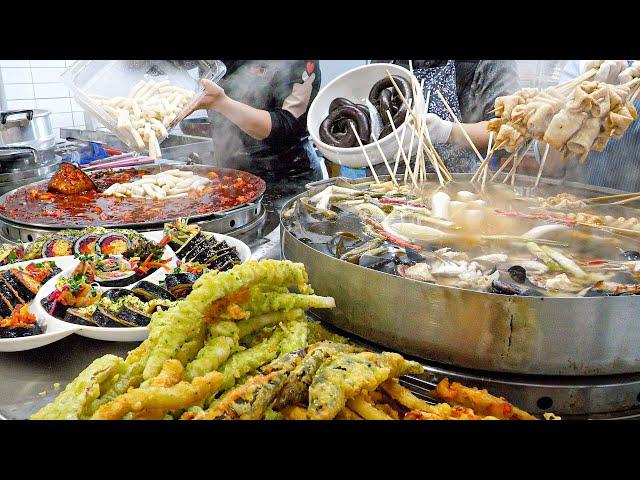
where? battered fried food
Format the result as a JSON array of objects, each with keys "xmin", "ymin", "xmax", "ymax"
[
  {"xmin": 236, "ymin": 309, "xmax": 304, "ymax": 338},
  {"xmin": 335, "ymin": 407, "xmax": 363, "ymax": 420},
  {"xmin": 184, "ymin": 322, "xmax": 239, "ymax": 381},
  {"xmin": 381, "ymin": 378, "xmax": 434, "ymax": 412},
  {"xmin": 279, "ymin": 320, "xmax": 308, "ymax": 355},
  {"xmin": 143, "ymin": 260, "xmax": 309, "ymax": 380},
  {"xmin": 281, "ymin": 405, "xmax": 309, "ymax": 420},
  {"xmin": 216, "ymin": 329, "xmax": 285, "ymax": 394},
  {"xmin": 32, "ymin": 355, "xmax": 125, "ymax": 420},
  {"xmin": 435, "ymin": 378, "xmax": 536, "ymax": 420},
  {"xmin": 271, "ymin": 341, "xmax": 358, "ymax": 411},
  {"xmin": 91, "ymin": 361, "xmax": 223, "ymax": 420},
  {"xmin": 308, "ymin": 351, "xmax": 424, "ymax": 420},
  {"xmin": 347, "ymin": 395, "xmax": 393, "ymax": 420}
]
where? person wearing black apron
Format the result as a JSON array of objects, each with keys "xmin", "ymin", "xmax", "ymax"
[
  {"xmin": 184, "ymin": 60, "xmax": 325, "ymax": 200},
  {"xmin": 369, "ymin": 60, "xmax": 520, "ymax": 176}
]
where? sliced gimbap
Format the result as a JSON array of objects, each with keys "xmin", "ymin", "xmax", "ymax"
[
  {"xmin": 73, "ymin": 234, "xmax": 100, "ymax": 255},
  {"xmin": 96, "ymin": 233, "xmax": 130, "ymax": 256},
  {"xmin": 131, "ymin": 281, "xmax": 175, "ymax": 302},
  {"xmin": 42, "ymin": 237, "xmax": 74, "ymax": 258}
]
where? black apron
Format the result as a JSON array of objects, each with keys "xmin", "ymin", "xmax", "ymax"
[{"xmin": 206, "ymin": 61, "xmax": 323, "ymax": 195}]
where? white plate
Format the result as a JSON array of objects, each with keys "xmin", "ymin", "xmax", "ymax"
[
  {"xmin": 0, "ymin": 257, "xmax": 79, "ymax": 352},
  {"xmin": 143, "ymin": 230, "xmax": 251, "ymax": 263},
  {"xmin": 33, "ymin": 230, "xmax": 250, "ymax": 343}
]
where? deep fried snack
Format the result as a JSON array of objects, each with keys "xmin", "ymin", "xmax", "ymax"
[
  {"xmin": 237, "ymin": 309, "xmax": 304, "ymax": 338},
  {"xmin": 32, "ymin": 354, "xmax": 125, "ymax": 420},
  {"xmin": 404, "ymin": 411, "xmax": 445, "ymax": 420},
  {"xmin": 216, "ymin": 329, "xmax": 285, "ymax": 394},
  {"xmin": 279, "ymin": 320, "xmax": 309, "ymax": 355},
  {"xmin": 194, "ymin": 371, "xmax": 288, "ymax": 420},
  {"xmin": 347, "ymin": 396, "xmax": 393, "ymax": 420},
  {"xmin": 143, "ymin": 260, "xmax": 308, "ymax": 380},
  {"xmin": 148, "ymin": 359, "xmax": 184, "ymax": 388},
  {"xmin": 435, "ymin": 378, "xmax": 536, "ymax": 420},
  {"xmin": 194, "ymin": 348, "xmax": 304, "ymax": 420},
  {"xmin": 241, "ymin": 292, "xmax": 335, "ymax": 319},
  {"xmin": 381, "ymin": 378, "xmax": 434, "ymax": 412},
  {"xmin": 308, "ymin": 351, "xmax": 424, "ymax": 420},
  {"xmin": 280, "ymin": 405, "xmax": 309, "ymax": 420},
  {"xmin": 271, "ymin": 341, "xmax": 358, "ymax": 411},
  {"xmin": 184, "ymin": 322, "xmax": 239, "ymax": 381},
  {"xmin": 376, "ymin": 402, "xmax": 400, "ymax": 420},
  {"xmin": 335, "ymin": 407, "xmax": 363, "ymax": 420},
  {"xmin": 91, "ymin": 363, "xmax": 223, "ymax": 420},
  {"xmin": 85, "ymin": 343, "xmax": 148, "ymax": 415},
  {"xmin": 306, "ymin": 321, "xmax": 348, "ymax": 344}
]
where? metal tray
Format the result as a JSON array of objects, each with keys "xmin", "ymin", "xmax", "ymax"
[
  {"xmin": 280, "ymin": 173, "xmax": 640, "ymax": 376},
  {"xmin": 0, "ymin": 164, "xmax": 265, "ymax": 238}
]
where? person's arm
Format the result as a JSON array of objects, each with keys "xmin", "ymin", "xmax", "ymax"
[
  {"xmin": 188, "ymin": 61, "xmax": 320, "ymax": 146},
  {"xmin": 428, "ymin": 61, "xmax": 520, "ymax": 152},
  {"xmin": 448, "ymin": 121, "xmax": 491, "ymax": 152},
  {"xmin": 189, "ymin": 80, "xmax": 272, "ymax": 140}
]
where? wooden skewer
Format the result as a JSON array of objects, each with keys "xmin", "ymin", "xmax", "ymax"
[
  {"xmin": 422, "ymin": 128, "xmax": 444, "ymax": 186},
  {"xmin": 481, "ymin": 154, "xmax": 489, "ymax": 191},
  {"xmin": 385, "ymin": 70, "xmax": 452, "ymax": 182},
  {"xmin": 534, "ymin": 143, "xmax": 550, "ymax": 188},
  {"xmin": 404, "ymin": 112, "xmax": 416, "ymax": 184},
  {"xmin": 588, "ymin": 191, "xmax": 640, "ymax": 203},
  {"xmin": 386, "ymin": 110, "xmax": 419, "ymax": 189},
  {"xmin": 505, "ymin": 141, "xmax": 533, "ymax": 185},
  {"xmin": 414, "ymin": 97, "xmax": 427, "ymax": 184},
  {"xmin": 470, "ymin": 136, "xmax": 503, "ymax": 183},
  {"xmin": 392, "ymin": 117, "xmax": 409, "ymax": 178},
  {"xmin": 479, "ymin": 132, "xmax": 493, "ymax": 191},
  {"xmin": 412, "ymin": 82, "xmax": 426, "ymax": 181},
  {"xmin": 436, "ymin": 90, "xmax": 485, "ymax": 166},
  {"xmin": 609, "ymin": 194, "xmax": 640, "ymax": 206},
  {"xmin": 349, "ymin": 122, "xmax": 379, "ymax": 184},
  {"xmin": 372, "ymin": 131, "xmax": 399, "ymax": 187},
  {"xmin": 490, "ymin": 150, "xmax": 517, "ymax": 182}
]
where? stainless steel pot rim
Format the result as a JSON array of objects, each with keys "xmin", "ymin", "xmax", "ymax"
[
  {"xmin": 280, "ymin": 172, "xmax": 640, "ymax": 301},
  {"xmin": 0, "ymin": 163, "xmax": 266, "ymax": 230}
]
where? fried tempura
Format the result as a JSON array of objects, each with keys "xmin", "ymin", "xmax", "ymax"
[
  {"xmin": 435, "ymin": 378, "xmax": 536, "ymax": 420},
  {"xmin": 308, "ymin": 351, "xmax": 423, "ymax": 420},
  {"xmin": 91, "ymin": 361, "xmax": 223, "ymax": 420}
]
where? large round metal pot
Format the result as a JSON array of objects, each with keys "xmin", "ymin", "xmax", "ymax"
[
  {"xmin": 0, "ymin": 109, "xmax": 55, "ymax": 152},
  {"xmin": 280, "ymin": 173, "xmax": 640, "ymax": 376}
]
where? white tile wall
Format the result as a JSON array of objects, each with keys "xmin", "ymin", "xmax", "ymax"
[{"xmin": 0, "ymin": 60, "xmax": 85, "ymax": 138}]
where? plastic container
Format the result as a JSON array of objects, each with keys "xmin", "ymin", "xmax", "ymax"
[{"xmin": 61, "ymin": 60, "xmax": 226, "ymax": 152}]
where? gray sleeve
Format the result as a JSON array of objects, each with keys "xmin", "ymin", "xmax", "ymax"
[{"xmin": 461, "ymin": 60, "xmax": 521, "ymax": 123}]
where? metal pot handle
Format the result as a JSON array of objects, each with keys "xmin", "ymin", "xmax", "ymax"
[
  {"xmin": 0, "ymin": 145, "xmax": 39, "ymax": 162},
  {"xmin": 1, "ymin": 110, "xmax": 34, "ymax": 124}
]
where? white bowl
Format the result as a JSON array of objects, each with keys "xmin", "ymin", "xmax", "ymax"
[
  {"xmin": 308, "ymin": 63, "xmax": 425, "ymax": 169},
  {"xmin": 34, "ymin": 230, "xmax": 250, "ymax": 343},
  {"xmin": 0, "ymin": 257, "xmax": 80, "ymax": 352}
]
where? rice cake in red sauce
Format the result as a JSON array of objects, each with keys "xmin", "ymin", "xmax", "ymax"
[{"xmin": 0, "ymin": 166, "xmax": 265, "ymax": 228}]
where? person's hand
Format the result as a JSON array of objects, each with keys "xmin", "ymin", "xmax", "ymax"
[
  {"xmin": 618, "ymin": 61, "xmax": 640, "ymax": 84},
  {"xmin": 579, "ymin": 60, "xmax": 604, "ymax": 74},
  {"xmin": 579, "ymin": 60, "xmax": 628, "ymax": 83},
  {"xmin": 192, "ymin": 79, "xmax": 227, "ymax": 112},
  {"xmin": 424, "ymin": 113, "xmax": 453, "ymax": 144}
]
